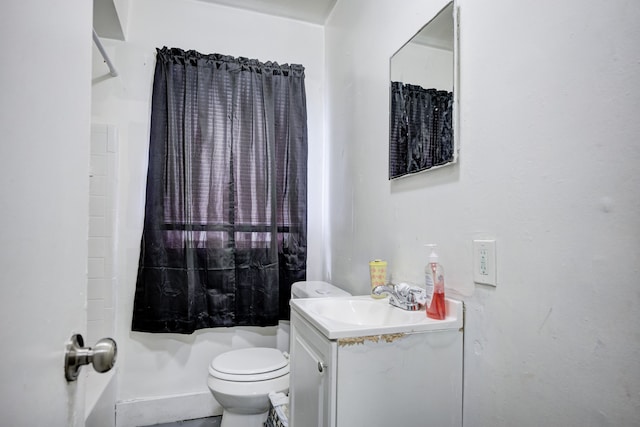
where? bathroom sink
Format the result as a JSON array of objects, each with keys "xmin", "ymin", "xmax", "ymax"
[
  {"xmin": 304, "ymin": 298, "xmax": 422, "ymax": 326},
  {"xmin": 290, "ymin": 295, "xmax": 462, "ymax": 339}
]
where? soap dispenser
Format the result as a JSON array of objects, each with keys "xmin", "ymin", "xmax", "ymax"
[{"xmin": 425, "ymin": 244, "xmax": 446, "ymax": 320}]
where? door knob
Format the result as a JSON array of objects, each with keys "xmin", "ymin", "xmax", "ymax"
[{"xmin": 65, "ymin": 334, "xmax": 117, "ymax": 381}]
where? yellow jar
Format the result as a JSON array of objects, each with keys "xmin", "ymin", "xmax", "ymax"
[{"xmin": 369, "ymin": 260, "xmax": 387, "ymax": 298}]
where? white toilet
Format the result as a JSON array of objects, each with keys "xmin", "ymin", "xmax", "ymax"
[{"xmin": 207, "ymin": 281, "xmax": 351, "ymax": 427}]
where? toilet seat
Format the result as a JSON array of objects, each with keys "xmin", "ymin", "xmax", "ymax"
[{"xmin": 209, "ymin": 348, "xmax": 289, "ymax": 382}]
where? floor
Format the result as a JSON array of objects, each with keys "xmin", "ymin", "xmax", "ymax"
[{"xmin": 141, "ymin": 416, "xmax": 221, "ymax": 427}]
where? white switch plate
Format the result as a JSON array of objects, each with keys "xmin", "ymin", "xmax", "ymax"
[{"xmin": 473, "ymin": 240, "xmax": 496, "ymax": 286}]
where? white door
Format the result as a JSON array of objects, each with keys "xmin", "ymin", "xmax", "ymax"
[{"xmin": 0, "ymin": 1, "xmax": 93, "ymax": 424}]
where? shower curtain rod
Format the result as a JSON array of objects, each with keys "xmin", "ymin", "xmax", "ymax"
[{"xmin": 92, "ymin": 29, "xmax": 118, "ymax": 77}]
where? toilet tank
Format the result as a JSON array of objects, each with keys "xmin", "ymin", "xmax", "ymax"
[{"xmin": 291, "ymin": 281, "xmax": 351, "ymax": 299}]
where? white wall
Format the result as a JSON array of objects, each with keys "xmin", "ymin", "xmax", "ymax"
[
  {"xmin": 326, "ymin": 0, "xmax": 640, "ymax": 425},
  {"xmin": 91, "ymin": 0, "xmax": 325, "ymax": 420},
  {"xmin": 113, "ymin": 0, "xmax": 131, "ymax": 37},
  {"xmin": 88, "ymin": 124, "xmax": 118, "ymax": 345},
  {"xmin": 86, "ymin": 124, "xmax": 118, "ymax": 425}
]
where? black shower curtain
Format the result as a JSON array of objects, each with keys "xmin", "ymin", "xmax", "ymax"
[
  {"xmin": 389, "ymin": 82, "xmax": 453, "ymax": 179},
  {"xmin": 132, "ymin": 47, "xmax": 308, "ymax": 334}
]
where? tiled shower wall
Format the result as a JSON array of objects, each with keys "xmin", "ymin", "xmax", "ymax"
[{"xmin": 87, "ymin": 124, "xmax": 118, "ymax": 343}]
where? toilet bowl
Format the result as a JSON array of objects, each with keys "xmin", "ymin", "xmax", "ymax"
[
  {"xmin": 207, "ymin": 281, "xmax": 350, "ymax": 427},
  {"xmin": 208, "ymin": 347, "xmax": 289, "ymax": 427}
]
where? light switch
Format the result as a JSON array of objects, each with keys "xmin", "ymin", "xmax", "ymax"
[{"xmin": 473, "ymin": 240, "xmax": 496, "ymax": 286}]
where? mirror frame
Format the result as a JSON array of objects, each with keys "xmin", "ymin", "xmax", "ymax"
[{"xmin": 389, "ymin": 1, "xmax": 459, "ymax": 180}]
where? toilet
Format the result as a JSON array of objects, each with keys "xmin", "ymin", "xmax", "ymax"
[{"xmin": 207, "ymin": 281, "xmax": 351, "ymax": 427}]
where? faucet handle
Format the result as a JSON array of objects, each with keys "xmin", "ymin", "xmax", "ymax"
[
  {"xmin": 409, "ymin": 287, "xmax": 427, "ymax": 306},
  {"xmin": 394, "ymin": 282, "xmax": 410, "ymax": 297},
  {"xmin": 395, "ymin": 283, "xmax": 427, "ymax": 305}
]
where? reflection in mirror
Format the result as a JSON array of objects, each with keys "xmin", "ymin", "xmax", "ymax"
[{"xmin": 389, "ymin": 2, "xmax": 456, "ymax": 179}]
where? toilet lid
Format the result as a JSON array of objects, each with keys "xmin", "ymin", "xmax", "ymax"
[{"xmin": 209, "ymin": 348, "xmax": 289, "ymax": 382}]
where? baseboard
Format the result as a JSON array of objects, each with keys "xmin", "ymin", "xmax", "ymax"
[{"xmin": 116, "ymin": 391, "xmax": 222, "ymax": 427}]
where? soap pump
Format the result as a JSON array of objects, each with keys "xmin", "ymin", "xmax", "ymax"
[{"xmin": 424, "ymin": 244, "xmax": 446, "ymax": 320}]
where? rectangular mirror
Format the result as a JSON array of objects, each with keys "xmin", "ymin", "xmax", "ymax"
[{"xmin": 389, "ymin": 2, "xmax": 458, "ymax": 179}]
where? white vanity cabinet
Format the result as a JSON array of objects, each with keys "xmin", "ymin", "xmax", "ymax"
[
  {"xmin": 290, "ymin": 309, "xmax": 337, "ymax": 427},
  {"xmin": 289, "ymin": 298, "xmax": 463, "ymax": 427}
]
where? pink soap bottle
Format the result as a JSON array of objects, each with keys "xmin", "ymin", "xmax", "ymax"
[{"xmin": 425, "ymin": 244, "xmax": 446, "ymax": 320}]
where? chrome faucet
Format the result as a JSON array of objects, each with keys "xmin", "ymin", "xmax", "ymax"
[{"xmin": 372, "ymin": 283, "xmax": 423, "ymax": 311}]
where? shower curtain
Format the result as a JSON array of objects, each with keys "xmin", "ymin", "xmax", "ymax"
[
  {"xmin": 132, "ymin": 47, "xmax": 308, "ymax": 334},
  {"xmin": 389, "ymin": 82, "xmax": 453, "ymax": 179}
]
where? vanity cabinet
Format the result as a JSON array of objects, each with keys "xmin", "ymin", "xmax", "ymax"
[
  {"xmin": 290, "ymin": 309, "xmax": 337, "ymax": 427},
  {"xmin": 289, "ymin": 306, "xmax": 463, "ymax": 427}
]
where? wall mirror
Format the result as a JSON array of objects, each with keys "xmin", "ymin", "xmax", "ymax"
[{"xmin": 389, "ymin": 2, "xmax": 458, "ymax": 179}]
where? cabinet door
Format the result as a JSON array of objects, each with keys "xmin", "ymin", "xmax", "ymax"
[
  {"xmin": 290, "ymin": 311, "xmax": 336, "ymax": 427},
  {"xmin": 335, "ymin": 330, "xmax": 463, "ymax": 426}
]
